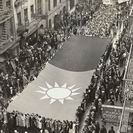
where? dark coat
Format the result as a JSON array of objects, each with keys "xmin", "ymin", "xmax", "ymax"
[{"xmin": 100, "ymin": 127, "xmax": 107, "ymax": 133}]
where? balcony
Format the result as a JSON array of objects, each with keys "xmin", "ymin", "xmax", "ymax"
[
  {"xmin": 17, "ymin": 24, "xmax": 26, "ymax": 35},
  {"xmin": 0, "ymin": 36, "xmax": 19, "ymax": 55},
  {"xmin": 26, "ymin": 18, "xmax": 41, "ymax": 36},
  {"xmin": 17, "ymin": 13, "xmax": 47, "ymax": 36},
  {"xmin": 0, "ymin": 9, "xmax": 13, "ymax": 24},
  {"xmin": 0, "ymin": 19, "xmax": 18, "ymax": 54},
  {"xmin": 14, "ymin": 0, "xmax": 28, "ymax": 8}
]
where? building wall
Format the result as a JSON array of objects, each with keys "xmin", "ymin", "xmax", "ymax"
[
  {"xmin": 13, "ymin": 0, "xmax": 78, "ymax": 30},
  {"xmin": 46, "ymin": 0, "xmax": 66, "ymax": 28},
  {"xmin": 13, "ymin": 0, "xmax": 36, "ymax": 30},
  {"xmin": 0, "ymin": 0, "xmax": 16, "ymax": 55},
  {"xmin": 44, "ymin": 0, "xmax": 78, "ymax": 29},
  {"xmin": 36, "ymin": 0, "xmax": 46, "ymax": 15}
]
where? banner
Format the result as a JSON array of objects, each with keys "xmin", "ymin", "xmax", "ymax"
[
  {"xmin": 102, "ymin": 0, "xmax": 113, "ymax": 5},
  {"xmin": 102, "ymin": 105, "xmax": 122, "ymax": 125},
  {"xmin": 118, "ymin": 0, "xmax": 129, "ymax": 3}
]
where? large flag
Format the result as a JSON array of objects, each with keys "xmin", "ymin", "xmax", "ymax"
[
  {"xmin": 8, "ymin": 63, "xmax": 94, "ymax": 121},
  {"xmin": 118, "ymin": 0, "xmax": 129, "ymax": 3},
  {"xmin": 7, "ymin": 36, "xmax": 110, "ymax": 121},
  {"xmin": 102, "ymin": 0, "xmax": 113, "ymax": 5}
]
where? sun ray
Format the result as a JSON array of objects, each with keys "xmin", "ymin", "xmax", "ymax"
[
  {"xmin": 35, "ymin": 90, "xmax": 46, "ymax": 94},
  {"xmin": 59, "ymin": 99, "xmax": 64, "ymax": 104},
  {"xmin": 37, "ymin": 82, "xmax": 80, "ymax": 104},
  {"xmin": 40, "ymin": 95, "xmax": 49, "ymax": 100},
  {"xmin": 50, "ymin": 99, "xmax": 56, "ymax": 104},
  {"xmin": 66, "ymin": 97, "xmax": 73, "ymax": 100},
  {"xmin": 62, "ymin": 83, "xmax": 67, "ymax": 88},
  {"xmin": 45, "ymin": 82, "xmax": 53, "ymax": 88},
  {"xmin": 71, "ymin": 92, "xmax": 80, "ymax": 96},
  {"xmin": 72, "ymin": 88, "xmax": 80, "ymax": 92},
  {"xmin": 55, "ymin": 82, "xmax": 59, "ymax": 87},
  {"xmin": 39, "ymin": 86, "xmax": 47, "ymax": 91},
  {"xmin": 68, "ymin": 85, "xmax": 76, "ymax": 90}
]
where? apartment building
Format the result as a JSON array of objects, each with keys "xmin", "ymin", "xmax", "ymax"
[
  {"xmin": 0, "ymin": 0, "xmax": 78, "ymax": 71},
  {"xmin": 13, "ymin": 0, "xmax": 46, "ymax": 36},
  {"xmin": 0, "ymin": 0, "xmax": 17, "ymax": 70},
  {"xmin": 44, "ymin": 0, "xmax": 77, "ymax": 29}
]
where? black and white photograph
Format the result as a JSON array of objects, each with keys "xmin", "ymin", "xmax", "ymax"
[{"xmin": 0, "ymin": 0, "xmax": 133, "ymax": 132}]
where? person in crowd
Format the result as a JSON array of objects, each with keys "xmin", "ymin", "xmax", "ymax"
[
  {"xmin": 108, "ymin": 126, "xmax": 115, "ymax": 133},
  {"xmin": 100, "ymin": 125, "xmax": 107, "ymax": 133},
  {"xmin": 95, "ymin": 121, "xmax": 100, "ymax": 133}
]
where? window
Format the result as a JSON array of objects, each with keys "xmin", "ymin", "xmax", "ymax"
[
  {"xmin": 48, "ymin": 0, "xmax": 50, "ymax": 11},
  {"xmin": 60, "ymin": 11, "xmax": 62, "ymax": 16},
  {"xmin": 0, "ymin": 24, "xmax": 4, "ymax": 37},
  {"xmin": 10, "ymin": 18, "xmax": 14, "ymax": 35},
  {"xmin": 53, "ymin": 0, "xmax": 57, "ymax": 8},
  {"xmin": 24, "ymin": 8, "xmax": 28, "ymax": 22},
  {"xmin": 49, "ymin": 19, "xmax": 51, "ymax": 29},
  {"xmin": 63, "ymin": 6, "xmax": 66, "ymax": 14},
  {"xmin": 30, "ymin": 5, "xmax": 34, "ymax": 18},
  {"xmin": 131, "ymin": 8, "xmax": 133, "ymax": 16},
  {"xmin": 17, "ymin": 12, "xmax": 22, "ymax": 26},
  {"xmin": 70, "ymin": 0, "xmax": 75, "ymax": 10},
  {"xmin": 37, "ymin": 0, "xmax": 42, "ymax": 14},
  {"xmin": 6, "ymin": 0, "xmax": 11, "ymax": 8}
]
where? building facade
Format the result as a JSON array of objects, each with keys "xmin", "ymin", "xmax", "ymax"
[
  {"xmin": 43, "ymin": 0, "xmax": 78, "ymax": 29},
  {"xmin": 0, "ymin": 0, "xmax": 17, "ymax": 71},
  {"xmin": 0, "ymin": 0, "xmax": 78, "ymax": 71},
  {"xmin": 13, "ymin": 0, "xmax": 46, "ymax": 36},
  {"xmin": 0, "ymin": 0, "xmax": 48, "ymax": 71}
]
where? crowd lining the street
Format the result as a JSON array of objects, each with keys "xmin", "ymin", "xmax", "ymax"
[{"xmin": 77, "ymin": 21, "xmax": 131, "ymax": 133}]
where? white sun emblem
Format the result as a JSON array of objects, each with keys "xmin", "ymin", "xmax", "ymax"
[{"xmin": 35, "ymin": 82, "xmax": 80, "ymax": 104}]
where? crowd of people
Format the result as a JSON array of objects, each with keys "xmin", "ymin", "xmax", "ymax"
[
  {"xmin": 0, "ymin": 1, "xmax": 132, "ymax": 133},
  {"xmin": 0, "ymin": 1, "xmax": 105, "ymax": 132},
  {"xmin": 57, "ymin": 3, "xmax": 119, "ymax": 39},
  {"xmin": 0, "ymin": 0, "xmax": 110, "ymax": 106},
  {"xmin": 83, "ymin": 5, "xmax": 118, "ymax": 38},
  {"xmin": 0, "ymin": 110, "xmax": 77, "ymax": 133},
  {"xmin": 0, "ymin": 28, "xmax": 75, "ymax": 133},
  {"xmin": 0, "ymin": 29, "xmax": 66, "ymax": 101},
  {"xmin": 76, "ymin": 14, "xmax": 131, "ymax": 133}
]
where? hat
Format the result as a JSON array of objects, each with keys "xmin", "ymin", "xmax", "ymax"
[
  {"xmin": 40, "ymin": 130, "xmax": 43, "ymax": 133},
  {"xmin": 14, "ymin": 130, "xmax": 18, "ymax": 133},
  {"xmin": 98, "ymin": 98, "xmax": 102, "ymax": 102}
]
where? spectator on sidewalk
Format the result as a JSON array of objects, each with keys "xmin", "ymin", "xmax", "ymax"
[
  {"xmin": 95, "ymin": 121, "xmax": 100, "ymax": 133},
  {"xmin": 108, "ymin": 126, "xmax": 115, "ymax": 133},
  {"xmin": 100, "ymin": 125, "xmax": 107, "ymax": 133}
]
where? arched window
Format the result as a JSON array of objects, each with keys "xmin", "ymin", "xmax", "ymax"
[
  {"xmin": 48, "ymin": 0, "xmax": 50, "ymax": 11},
  {"xmin": 70, "ymin": 0, "xmax": 75, "ymax": 10},
  {"xmin": 53, "ymin": 0, "xmax": 57, "ymax": 8}
]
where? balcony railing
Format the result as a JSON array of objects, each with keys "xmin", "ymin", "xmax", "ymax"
[
  {"xmin": 0, "ymin": 9, "xmax": 13, "ymax": 24},
  {"xmin": 14, "ymin": 0, "xmax": 28, "ymax": 8},
  {"xmin": 0, "ymin": 36, "xmax": 18, "ymax": 54},
  {"xmin": 17, "ymin": 13, "xmax": 47, "ymax": 35}
]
